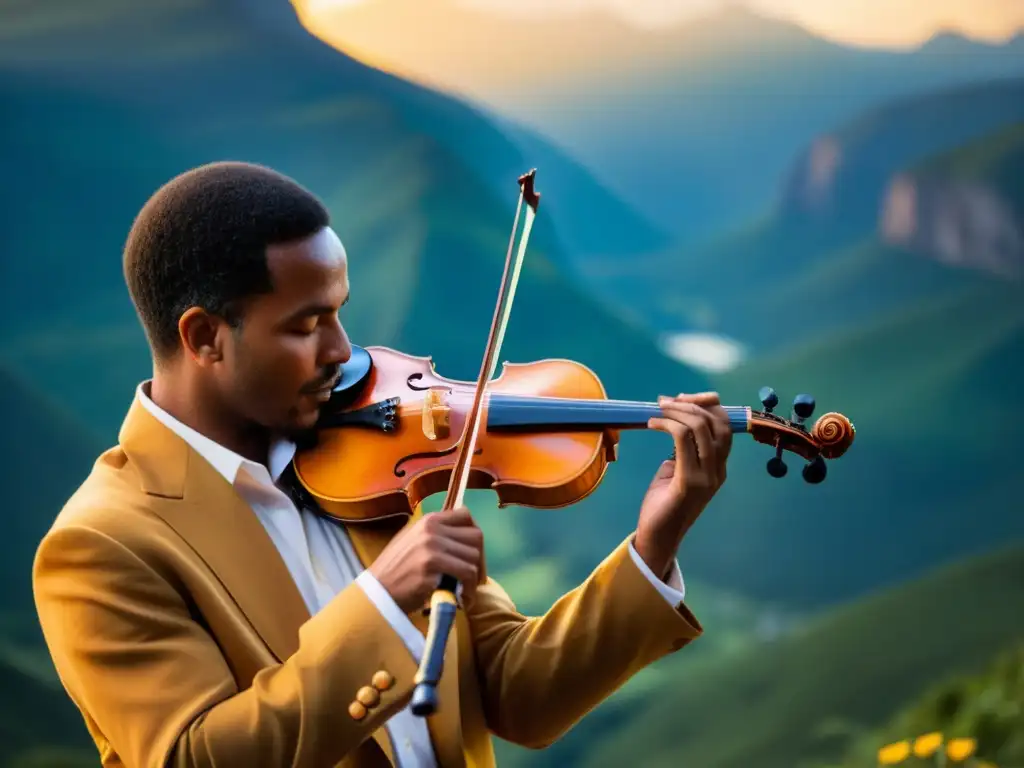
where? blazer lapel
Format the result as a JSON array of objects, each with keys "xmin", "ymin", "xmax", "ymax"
[
  {"xmin": 119, "ymin": 397, "xmax": 311, "ymax": 663},
  {"xmin": 346, "ymin": 514, "xmax": 466, "ymax": 768}
]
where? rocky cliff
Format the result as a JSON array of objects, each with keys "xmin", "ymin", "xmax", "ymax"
[
  {"xmin": 779, "ymin": 78, "xmax": 1024, "ymax": 232},
  {"xmin": 880, "ymin": 169, "xmax": 1024, "ymax": 279}
]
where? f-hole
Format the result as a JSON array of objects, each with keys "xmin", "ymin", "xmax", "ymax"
[{"xmin": 407, "ymin": 373, "xmax": 455, "ymax": 394}]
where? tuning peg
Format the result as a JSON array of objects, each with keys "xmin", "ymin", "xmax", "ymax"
[
  {"xmin": 766, "ymin": 445, "xmax": 787, "ymax": 477},
  {"xmin": 802, "ymin": 455, "xmax": 827, "ymax": 484},
  {"xmin": 759, "ymin": 386, "xmax": 779, "ymax": 413},
  {"xmin": 792, "ymin": 393, "xmax": 815, "ymax": 426}
]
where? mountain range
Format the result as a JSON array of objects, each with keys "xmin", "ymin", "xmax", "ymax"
[
  {"xmin": 307, "ymin": 1, "xmax": 1024, "ymax": 241},
  {"xmin": 582, "ymin": 77, "xmax": 1024, "ymax": 340}
]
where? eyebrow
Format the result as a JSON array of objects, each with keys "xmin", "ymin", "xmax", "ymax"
[{"xmin": 283, "ymin": 295, "xmax": 350, "ymax": 324}]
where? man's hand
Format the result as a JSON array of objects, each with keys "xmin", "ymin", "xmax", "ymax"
[
  {"xmin": 635, "ymin": 392, "xmax": 733, "ymax": 579},
  {"xmin": 369, "ymin": 506, "xmax": 485, "ymax": 613}
]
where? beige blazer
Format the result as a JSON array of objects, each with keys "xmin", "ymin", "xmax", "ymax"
[{"xmin": 32, "ymin": 395, "xmax": 702, "ymax": 767}]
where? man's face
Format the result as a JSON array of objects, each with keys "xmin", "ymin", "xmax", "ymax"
[{"xmin": 215, "ymin": 226, "xmax": 353, "ymax": 434}]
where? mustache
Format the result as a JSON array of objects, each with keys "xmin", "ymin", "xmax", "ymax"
[{"xmin": 301, "ymin": 365, "xmax": 341, "ymax": 394}]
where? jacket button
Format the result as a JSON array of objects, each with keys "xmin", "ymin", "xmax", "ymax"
[
  {"xmin": 372, "ymin": 670, "xmax": 395, "ymax": 691},
  {"xmin": 357, "ymin": 686, "xmax": 380, "ymax": 707}
]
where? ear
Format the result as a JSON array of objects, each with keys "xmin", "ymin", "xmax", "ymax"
[{"xmin": 178, "ymin": 307, "xmax": 225, "ymax": 367}]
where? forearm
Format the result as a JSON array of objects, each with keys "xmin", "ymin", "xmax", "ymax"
[{"xmin": 470, "ymin": 536, "xmax": 701, "ymax": 748}]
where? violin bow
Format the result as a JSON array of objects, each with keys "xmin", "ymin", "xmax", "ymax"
[{"xmin": 410, "ymin": 170, "xmax": 541, "ymax": 716}]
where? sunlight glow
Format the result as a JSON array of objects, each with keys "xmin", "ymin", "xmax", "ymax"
[
  {"xmin": 296, "ymin": 0, "xmax": 1024, "ymax": 104},
  {"xmin": 304, "ymin": 0, "xmax": 1024, "ymax": 45}
]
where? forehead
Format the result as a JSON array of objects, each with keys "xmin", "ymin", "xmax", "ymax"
[{"xmin": 264, "ymin": 226, "xmax": 349, "ymax": 304}]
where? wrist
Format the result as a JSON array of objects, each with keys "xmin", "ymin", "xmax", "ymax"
[
  {"xmin": 368, "ymin": 563, "xmax": 410, "ymax": 613},
  {"xmin": 633, "ymin": 526, "xmax": 678, "ymax": 582}
]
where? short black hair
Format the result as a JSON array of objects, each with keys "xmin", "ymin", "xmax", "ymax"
[{"xmin": 123, "ymin": 161, "xmax": 331, "ymax": 360}]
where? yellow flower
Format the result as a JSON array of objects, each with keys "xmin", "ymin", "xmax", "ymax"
[
  {"xmin": 877, "ymin": 740, "xmax": 911, "ymax": 764},
  {"xmin": 946, "ymin": 737, "xmax": 977, "ymax": 761},
  {"xmin": 913, "ymin": 732, "xmax": 944, "ymax": 757}
]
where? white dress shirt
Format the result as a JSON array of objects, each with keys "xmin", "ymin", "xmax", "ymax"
[{"xmin": 137, "ymin": 382, "xmax": 685, "ymax": 767}]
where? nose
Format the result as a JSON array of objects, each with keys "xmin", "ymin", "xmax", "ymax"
[{"xmin": 320, "ymin": 315, "xmax": 352, "ymax": 368}]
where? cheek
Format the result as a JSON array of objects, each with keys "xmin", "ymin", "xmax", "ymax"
[
  {"xmin": 228, "ymin": 336, "xmax": 310, "ymax": 404},
  {"xmin": 259, "ymin": 337, "xmax": 319, "ymax": 390}
]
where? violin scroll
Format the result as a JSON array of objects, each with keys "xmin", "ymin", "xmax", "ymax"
[{"xmin": 750, "ymin": 386, "xmax": 855, "ymax": 484}]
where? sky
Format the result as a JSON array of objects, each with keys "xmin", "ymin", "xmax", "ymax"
[{"xmin": 303, "ymin": 0, "xmax": 1024, "ymax": 46}]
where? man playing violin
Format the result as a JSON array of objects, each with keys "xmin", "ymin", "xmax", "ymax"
[{"xmin": 32, "ymin": 162, "xmax": 734, "ymax": 768}]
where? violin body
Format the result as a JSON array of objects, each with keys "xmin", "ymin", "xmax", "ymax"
[{"xmin": 292, "ymin": 346, "xmax": 622, "ymax": 521}]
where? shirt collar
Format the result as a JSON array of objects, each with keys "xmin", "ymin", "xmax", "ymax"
[{"xmin": 136, "ymin": 381, "xmax": 297, "ymax": 488}]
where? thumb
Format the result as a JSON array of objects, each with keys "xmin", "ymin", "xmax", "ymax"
[{"xmin": 652, "ymin": 457, "xmax": 676, "ymax": 482}]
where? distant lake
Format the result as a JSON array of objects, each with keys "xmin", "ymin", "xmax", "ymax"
[{"xmin": 658, "ymin": 331, "xmax": 747, "ymax": 373}]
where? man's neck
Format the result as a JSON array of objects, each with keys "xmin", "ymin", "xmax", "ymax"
[{"xmin": 149, "ymin": 370, "xmax": 270, "ymax": 466}]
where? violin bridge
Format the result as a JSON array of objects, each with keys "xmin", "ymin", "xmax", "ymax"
[{"xmin": 421, "ymin": 387, "xmax": 451, "ymax": 441}]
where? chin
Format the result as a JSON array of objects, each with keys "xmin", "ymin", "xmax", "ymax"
[
  {"xmin": 290, "ymin": 411, "xmax": 319, "ymax": 431},
  {"xmin": 289, "ymin": 401, "xmax": 323, "ymax": 431},
  {"xmin": 275, "ymin": 409, "xmax": 321, "ymax": 449}
]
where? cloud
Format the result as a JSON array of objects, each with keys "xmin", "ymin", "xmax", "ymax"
[
  {"xmin": 455, "ymin": 0, "xmax": 728, "ymax": 27},
  {"xmin": 312, "ymin": 0, "xmax": 1024, "ymax": 42}
]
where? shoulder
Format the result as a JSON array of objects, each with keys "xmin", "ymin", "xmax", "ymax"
[{"xmin": 35, "ymin": 444, "xmax": 178, "ymax": 579}]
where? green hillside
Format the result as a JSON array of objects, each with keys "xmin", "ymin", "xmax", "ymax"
[
  {"xmin": 682, "ymin": 122, "xmax": 1024, "ymax": 605},
  {"xmin": 0, "ymin": 367, "xmax": 101, "ymax": 618},
  {"xmin": 571, "ymin": 544, "xmax": 1024, "ymax": 768},
  {"xmin": 0, "ymin": 652, "xmax": 92, "ymax": 767},
  {"xmin": 0, "ymin": 367, "xmax": 99, "ymax": 764},
  {"xmin": 701, "ymin": 268, "xmax": 1024, "ymax": 604}
]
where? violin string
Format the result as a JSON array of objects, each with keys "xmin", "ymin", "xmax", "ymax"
[
  {"xmin": 389, "ymin": 398, "xmax": 748, "ymax": 416},
  {"xmin": 393, "ymin": 399, "xmax": 661, "ymax": 413},
  {"xmin": 450, "ymin": 393, "xmax": 659, "ymax": 407},
  {"xmin": 402, "ymin": 394, "xmax": 668, "ymax": 408},
  {"xmin": 397, "ymin": 394, "xmax": 746, "ymax": 409}
]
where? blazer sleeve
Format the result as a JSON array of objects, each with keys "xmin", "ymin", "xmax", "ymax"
[
  {"xmin": 32, "ymin": 523, "xmax": 419, "ymax": 768},
  {"xmin": 466, "ymin": 534, "xmax": 703, "ymax": 749}
]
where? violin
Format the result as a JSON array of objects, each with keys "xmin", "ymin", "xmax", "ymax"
[
  {"xmin": 292, "ymin": 345, "xmax": 856, "ymax": 521},
  {"xmin": 288, "ymin": 170, "xmax": 856, "ymax": 716}
]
